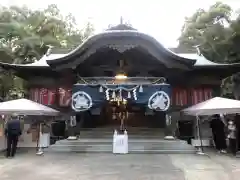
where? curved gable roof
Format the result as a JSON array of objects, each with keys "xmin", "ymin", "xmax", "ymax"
[
  {"xmin": 46, "ymin": 27, "xmax": 196, "ymax": 69},
  {"xmin": 2, "ymin": 24, "xmax": 239, "ymax": 74}
]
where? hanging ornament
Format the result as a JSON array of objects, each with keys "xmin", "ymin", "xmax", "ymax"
[
  {"xmin": 99, "ymin": 86, "xmax": 103, "ymax": 92},
  {"xmin": 112, "ymin": 91, "xmax": 116, "ymax": 99},
  {"xmin": 139, "ymin": 85, "xmax": 143, "ymax": 92},
  {"xmin": 127, "ymin": 91, "xmax": 131, "ymax": 98},
  {"xmin": 119, "ymin": 89, "xmax": 122, "ymax": 100},
  {"xmin": 133, "ymin": 89, "xmax": 137, "ymax": 100}
]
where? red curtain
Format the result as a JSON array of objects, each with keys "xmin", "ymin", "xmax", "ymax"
[
  {"xmin": 203, "ymin": 88, "xmax": 213, "ymax": 101},
  {"xmin": 172, "ymin": 88, "xmax": 213, "ymax": 106},
  {"xmin": 29, "ymin": 88, "xmax": 40, "ymax": 103},
  {"xmin": 172, "ymin": 88, "xmax": 188, "ymax": 106},
  {"xmin": 191, "ymin": 88, "xmax": 213, "ymax": 105}
]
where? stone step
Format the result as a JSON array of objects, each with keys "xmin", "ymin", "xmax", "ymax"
[
  {"xmin": 46, "ymin": 128, "xmax": 196, "ymax": 154},
  {"xmin": 80, "ymin": 128, "xmax": 165, "ymax": 133},
  {"xmin": 46, "ymin": 138, "xmax": 195, "ymax": 154},
  {"xmin": 46, "ymin": 144, "xmax": 195, "ymax": 154},
  {"xmin": 80, "ymin": 131, "xmax": 165, "ymax": 134},
  {"xmin": 45, "ymin": 147, "xmax": 195, "ymax": 154},
  {"xmin": 79, "ymin": 134, "xmax": 165, "ymax": 138},
  {"xmin": 55, "ymin": 138, "xmax": 189, "ymax": 145},
  {"xmin": 46, "ymin": 149, "xmax": 196, "ymax": 154},
  {"xmin": 80, "ymin": 130, "xmax": 165, "ymax": 134},
  {"xmin": 51, "ymin": 143, "xmax": 193, "ymax": 150},
  {"xmin": 81, "ymin": 127, "xmax": 164, "ymax": 131},
  {"xmin": 78, "ymin": 129, "xmax": 165, "ymax": 138}
]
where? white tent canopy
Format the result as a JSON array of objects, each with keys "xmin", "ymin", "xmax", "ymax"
[
  {"xmin": 182, "ymin": 97, "xmax": 240, "ymax": 116},
  {"xmin": 0, "ymin": 98, "xmax": 59, "ymax": 116}
]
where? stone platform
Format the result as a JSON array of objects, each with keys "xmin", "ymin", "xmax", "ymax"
[{"xmin": 46, "ymin": 127, "xmax": 196, "ymax": 154}]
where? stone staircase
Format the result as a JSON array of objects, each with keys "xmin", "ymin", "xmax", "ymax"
[{"xmin": 46, "ymin": 127, "xmax": 196, "ymax": 154}]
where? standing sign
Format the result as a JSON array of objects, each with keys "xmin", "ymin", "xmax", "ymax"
[{"xmin": 113, "ymin": 130, "xmax": 128, "ymax": 154}]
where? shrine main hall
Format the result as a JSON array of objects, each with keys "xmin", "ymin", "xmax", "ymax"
[{"xmin": 0, "ymin": 23, "xmax": 239, "ymax": 153}]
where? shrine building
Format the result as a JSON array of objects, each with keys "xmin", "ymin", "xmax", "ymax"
[{"xmin": 0, "ymin": 23, "xmax": 240, "ymax": 151}]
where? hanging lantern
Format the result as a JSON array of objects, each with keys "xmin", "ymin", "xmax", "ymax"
[
  {"xmin": 139, "ymin": 85, "xmax": 143, "ymax": 92},
  {"xmin": 127, "ymin": 91, "xmax": 131, "ymax": 98},
  {"xmin": 99, "ymin": 86, "xmax": 103, "ymax": 92}
]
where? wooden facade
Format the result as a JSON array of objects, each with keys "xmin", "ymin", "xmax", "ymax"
[{"xmin": 0, "ymin": 23, "xmax": 239, "ymax": 115}]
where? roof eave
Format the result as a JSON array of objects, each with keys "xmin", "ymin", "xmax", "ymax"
[
  {"xmin": 0, "ymin": 62, "xmax": 51, "ymax": 69},
  {"xmin": 0, "ymin": 62, "xmax": 57, "ymax": 79},
  {"xmin": 193, "ymin": 63, "xmax": 240, "ymax": 68},
  {"xmin": 46, "ymin": 31, "xmax": 196, "ymax": 68},
  {"xmin": 192, "ymin": 63, "xmax": 240, "ymax": 78}
]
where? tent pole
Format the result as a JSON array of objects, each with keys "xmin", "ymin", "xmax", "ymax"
[
  {"xmin": 36, "ymin": 123, "xmax": 43, "ymax": 155},
  {"xmin": 196, "ymin": 115, "xmax": 205, "ymax": 155}
]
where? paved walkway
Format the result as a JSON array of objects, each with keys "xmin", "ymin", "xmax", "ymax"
[{"xmin": 0, "ymin": 151, "xmax": 240, "ymax": 180}]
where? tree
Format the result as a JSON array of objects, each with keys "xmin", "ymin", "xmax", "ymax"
[
  {"xmin": 178, "ymin": 2, "xmax": 240, "ymax": 98},
  {"xmin": 0, "ymin": 4, "xmax": 94, "ymax": 63},
  {"xmin": 0, "ymin": 4, "xmax": 94, "ymax": 100}
]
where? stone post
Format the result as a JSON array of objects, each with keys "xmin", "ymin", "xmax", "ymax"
[
  {"xmin": 164, "ymin": 114, "xmax": 175, "ymax": 140},
  {"xmin": 67, "ymin": 115, "xmax": 77, "ymax": 140}
]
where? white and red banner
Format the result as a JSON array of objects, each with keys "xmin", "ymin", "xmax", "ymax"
[{"xmin": 29, "ymin": 87, "xmax": 71, "ymax": 106}]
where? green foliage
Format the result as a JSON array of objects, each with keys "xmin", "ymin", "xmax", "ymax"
[
  {"xmin": 0, "ymin": 4, "xmax": 94, "ymax": 100},
  {"xmin": 178, "ymin": 2, "xmax": 240, "ymax": 98},
  {"xmin": 178, "ymin": 2, "xmax": 239, "ymax": 63}
]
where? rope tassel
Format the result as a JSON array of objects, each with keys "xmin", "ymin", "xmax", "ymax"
[
  {"xmin": 139, "ymin": 85, "xmax": 143, "ymax": 92},
  {"xmin": 119, "ymin": 89, "xmax": 122, "ymax": 100},
  {"xmin": 127, "ymin": 91, "xmax": 131, "ymax": 98},
  {"xmin": 112, "ymin": 91, "xmax": 116, "ymax": 98},
  {"xmin": 99, "ymin": 86, "xmax": 103, "ymax": 92}
]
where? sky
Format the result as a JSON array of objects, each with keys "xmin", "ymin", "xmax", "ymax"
[{"xmin": 1, "ymin": 0, "xmax": 240, "ymax": 47}]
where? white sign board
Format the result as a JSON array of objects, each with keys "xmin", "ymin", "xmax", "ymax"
[
  {"xmin": 113, "ymin": 131, "xmax": 128, "ymax": 154},
  {"xmin": 39, "ymin": 133, "xmax": 50, "ymax": 148}
]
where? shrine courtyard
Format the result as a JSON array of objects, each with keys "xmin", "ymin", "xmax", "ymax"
[{"xmin": 0, "ymin": 151, "xmax": 239, "ymax": 180}]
